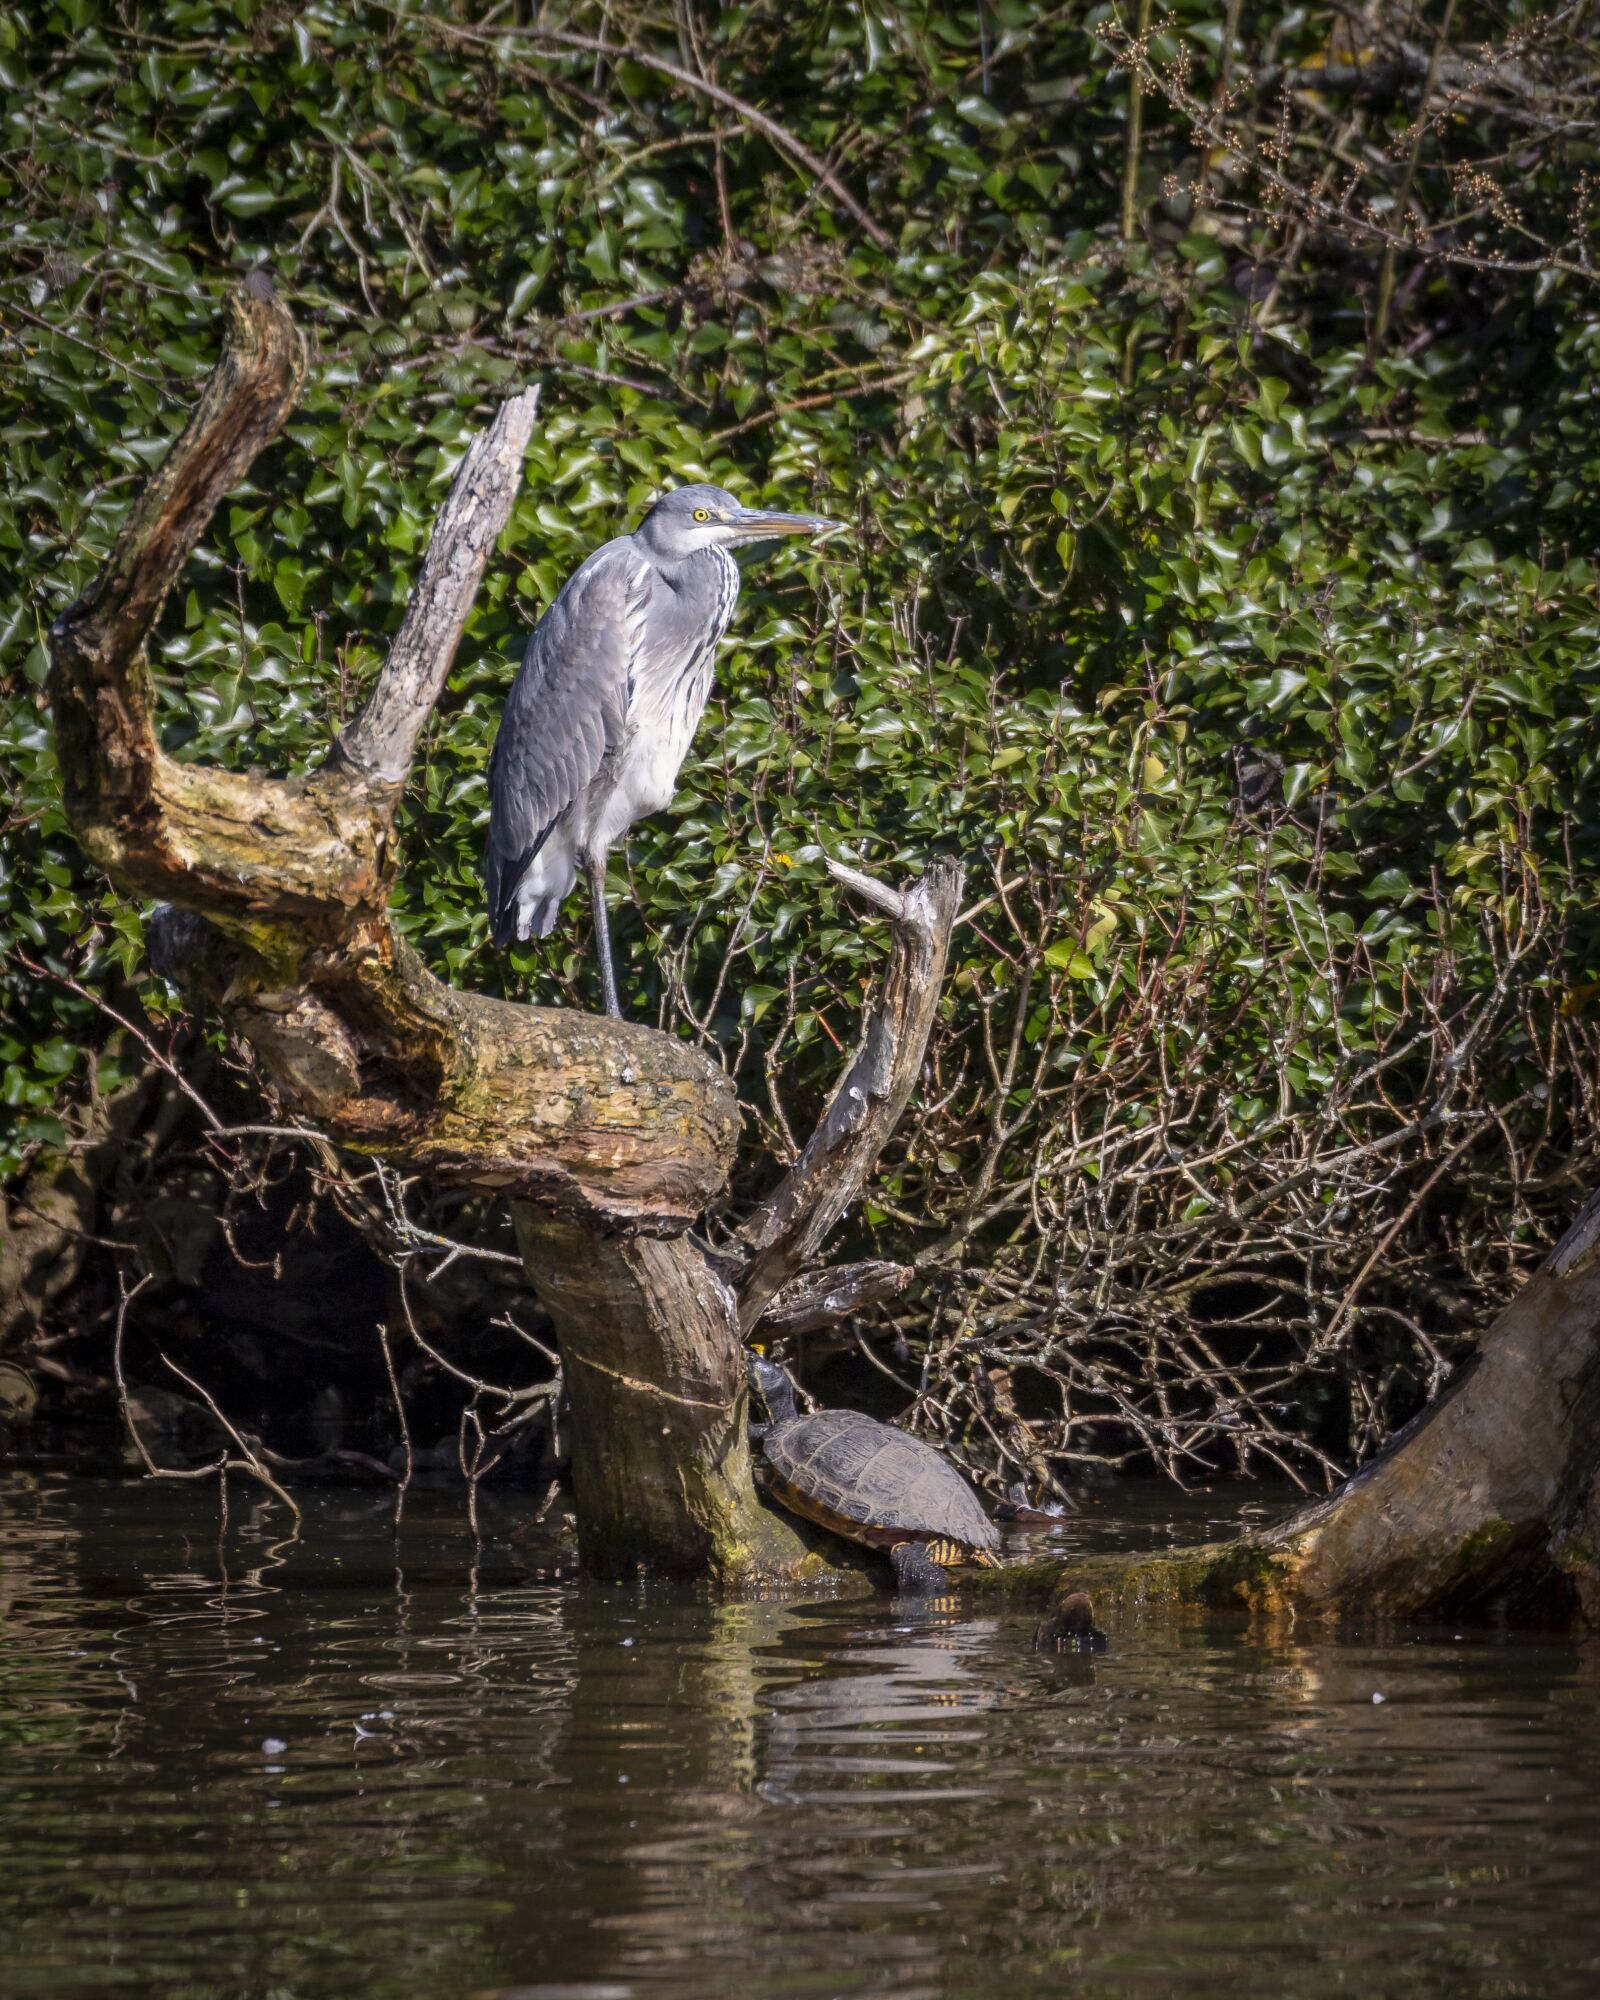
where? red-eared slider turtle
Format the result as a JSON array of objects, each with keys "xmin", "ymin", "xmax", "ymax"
[{"xmin": 748, "ymin": 1356, "xmax": 1002, "ymax": 1591}]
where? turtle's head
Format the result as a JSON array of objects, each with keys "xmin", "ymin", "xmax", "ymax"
[
  {"xmin": 747, "ymin": 1353, "xmax": 798, "ymax": 1427},
  {"xmin": 1035, "ymin": 1590, "xmax": 1108, "ymax": 1655}
]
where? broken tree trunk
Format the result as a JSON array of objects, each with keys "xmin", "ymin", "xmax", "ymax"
[
  {"xmin": 47, "ymin": 282, "xmax": 959, "ymax": 1582},
  {"xmin": 981, "ymin": 1181, "xmax": 1600, "ymax": 1627}
]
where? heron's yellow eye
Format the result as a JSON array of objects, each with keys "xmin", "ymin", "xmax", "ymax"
[{"xmin": 692, "ymin": 507, "xmax": 710, "ymax": 522}]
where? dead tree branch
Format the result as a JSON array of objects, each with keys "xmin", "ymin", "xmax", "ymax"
[
  {"xmin": 734, "ymin": 857, "xmax": 963, "ymax": 1334},
  {"xmin": 757, "ymin": 1259, "xmax": 913, "ymax": 1340},
  {"xmin": 331, "ymin": 389, "xmax": 541, "ymax": 784},
  {"xmin": 48, "ymin": 279, "xmax": 737, "ymax": 1235}
]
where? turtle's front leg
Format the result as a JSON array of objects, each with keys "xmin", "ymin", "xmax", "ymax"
[{"xmin": 889, "ymin": 1541, "xmax": 950, "ymax": 1595}]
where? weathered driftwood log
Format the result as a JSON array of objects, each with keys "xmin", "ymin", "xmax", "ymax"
[
  {"xmin": 979, "ymin": 1182, "xmax": 1600, "ymax": 1627},
  {"xmin": 47, "ymin": 282, "xmax": 958, "ymax": 1582}
]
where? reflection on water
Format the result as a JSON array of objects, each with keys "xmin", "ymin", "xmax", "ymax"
[{"xmin": 1, "ymin": 1474, "xmax": 1598, "ymax": 1998}]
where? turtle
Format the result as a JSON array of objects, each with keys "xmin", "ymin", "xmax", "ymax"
[{"xmin": 747, "ymin": 1355, "xmax": 1003, "ymax": 1592}]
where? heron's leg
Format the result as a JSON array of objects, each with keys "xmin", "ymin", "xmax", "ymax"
[{"xmin": 585, "ymin": 851, "xmax": 622, "ymax": 1019}]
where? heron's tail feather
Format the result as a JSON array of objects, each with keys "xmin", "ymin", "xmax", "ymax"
[
  {"xmin": 488, "ymin": 896, "xmax": 561, "ymax": 948},
  {"xmin": 487, "ymin": 823, "xmax": 558, "ymax": 949},
  {"xmin": 488, "ymin": 827, "xmax": 577, "ymax": 949}
]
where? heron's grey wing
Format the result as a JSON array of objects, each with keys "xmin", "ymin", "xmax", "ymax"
[{"xmin": 486, "ymin": 540, "xmax": 648, "ymax": 944}]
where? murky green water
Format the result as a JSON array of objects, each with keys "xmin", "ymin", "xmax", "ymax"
[{"xmin": 2, "ymin": 1474, "xmax": 1597, "ymax": 1999}]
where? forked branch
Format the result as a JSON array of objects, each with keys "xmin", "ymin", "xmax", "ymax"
[
  {"xmin": 47, "ymin": 282, "xmax": 739, "ymax": 1233},
  {"xmin": 735, "ymin": 856, "xmax": 963, "ymax": 1333},
  {"xmin": 48, "ymin": 282, "xmax": 971, "ymax": 1581}
]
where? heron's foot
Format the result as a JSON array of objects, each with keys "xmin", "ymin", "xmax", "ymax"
[{"xmin": 890, "ymin": 1541, "xmax": 950, "ymax": 1596}]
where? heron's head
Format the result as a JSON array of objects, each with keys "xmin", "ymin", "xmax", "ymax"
[{"xmin": 635, "ymin": 483, "xmax": 841, "ymax": 561}]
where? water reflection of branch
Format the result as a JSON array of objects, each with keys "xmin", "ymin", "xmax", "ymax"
[
  {"xmin": 377, "ymin": 1321, "xmax": 413, "ymax": 1526},
  {"xmin": 112, "ymin": 1267, "xmax": 303, "ymax": 1530}
]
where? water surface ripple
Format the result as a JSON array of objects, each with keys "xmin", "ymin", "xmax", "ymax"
[{"xmin": 2, "ymin": 1474, "xmax": 1596, "ymax": 1998}]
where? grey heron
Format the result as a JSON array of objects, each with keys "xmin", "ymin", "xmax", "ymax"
[{"xmin": 486, "ymin": 483, "xmax": 839, "ymax": 1016}]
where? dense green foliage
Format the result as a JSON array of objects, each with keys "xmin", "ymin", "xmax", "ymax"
[{"xmin": 4, "ymin": 0, "xmax": 1599, "ymax": 1482}]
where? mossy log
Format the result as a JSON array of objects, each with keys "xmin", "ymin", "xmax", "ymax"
[
  {"xmin": 972, "ymin": 1183, "xmax": 1600, "ymax": 1629},
  {"xmin": 47, "ymin": 283, "xmax": 957, "ymax": 1582}
]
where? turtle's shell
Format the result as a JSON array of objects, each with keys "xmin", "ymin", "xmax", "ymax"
[{"xmin": 760, "ymin": 1409, "xmax": 1001, "ymax": 1561}]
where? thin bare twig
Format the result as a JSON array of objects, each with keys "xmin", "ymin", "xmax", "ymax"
[{"xmin": 387, "ymin": 8, "xmax": 893, "ymax": 250}]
